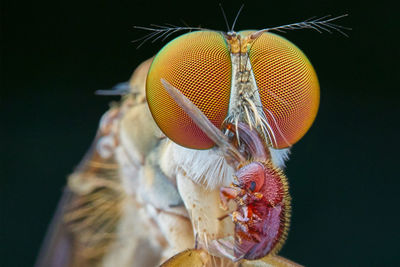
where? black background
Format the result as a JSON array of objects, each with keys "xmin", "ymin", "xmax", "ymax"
[{"xmin": 1, "ymin": 0, "xmax": 398, "ymax": 266}]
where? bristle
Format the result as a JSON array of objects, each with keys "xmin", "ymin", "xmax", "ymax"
[
  {"xmin": 262, "ymin": 160, "xmax": 291, "ymax": 256},
  {"xmin": 64, "ymin": 157, "xmax": 125, "ymax": 261},
  {"xmin": 269, "ymin": 147, "xmax": 291, "ymax": 169},
  {"xmin": 165, "ymin": 141, "xmax": 235, "ymax": 189}
]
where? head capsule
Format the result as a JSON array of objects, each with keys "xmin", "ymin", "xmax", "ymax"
[{"xmin": 146, "ymin": 29, "xmax": 319, "ymax": 150}]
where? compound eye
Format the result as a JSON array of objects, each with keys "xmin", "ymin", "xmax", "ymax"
[
  {"xmin": 146, "ymin": 31, "xmax": 232, "ymax": 149},
  {"xmin": 248, "ymin": 32, "xmax": 320, "ymax": 149}
]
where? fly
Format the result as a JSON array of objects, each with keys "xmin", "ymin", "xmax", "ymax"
[{"xmin": 36, "ymin": 8, "xmax": 349, "ymax": 267}]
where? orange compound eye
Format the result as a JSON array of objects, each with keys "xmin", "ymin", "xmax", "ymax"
[
  {"xmin": 146, "ymin": 31, "xmax": 232, "ymax": 149},
  {"xmin": 248, "ymin": 32, "xmax": 320, "ymax": 149}
]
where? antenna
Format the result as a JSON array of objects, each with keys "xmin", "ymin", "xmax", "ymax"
[
  {"xmin": 231, "ymin": 4, "xmax": 244, "ymax": 32},
  {"xmin": 133, "ymin": 25, "xmax": 205, "ymax": 48},
  {"xmin": 219, "ymin": 3, "xmax": 231, "ymax": 32},
  {"xmin": 250, "ymin": 14, "xmax": 351, "ymax": 40}
]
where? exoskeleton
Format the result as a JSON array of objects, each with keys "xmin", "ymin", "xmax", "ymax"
[{"xmin": 37, "ymin": 14, "xmax": 348, "ymax": 267}]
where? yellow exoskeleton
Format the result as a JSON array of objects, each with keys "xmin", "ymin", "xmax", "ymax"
[{"xmin": 36, "ymin": 15, "xmax": 348, "ymax": 267}]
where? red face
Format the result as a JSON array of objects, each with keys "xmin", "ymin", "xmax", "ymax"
[{"xmin": 236, "ymin": 162, "xmax": 265, "ymax": 192}]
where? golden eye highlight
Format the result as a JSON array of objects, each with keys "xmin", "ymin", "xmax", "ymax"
[
  {"xmin": 248, "ymin": 32, "xmax": 320, "ymax": 148},
  {"xmin": 146, "ymin": 31, "xmax": 232, "ymax": 149}
]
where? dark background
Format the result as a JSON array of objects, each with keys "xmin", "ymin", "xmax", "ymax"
[{"xmin": 1, "ymin": 0, "xmax": 398, "ymax": 266}]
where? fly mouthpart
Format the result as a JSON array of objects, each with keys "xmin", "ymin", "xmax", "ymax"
[{"xmin": 224, "ymin": 122, "xmax": 270, "ymax": 162}]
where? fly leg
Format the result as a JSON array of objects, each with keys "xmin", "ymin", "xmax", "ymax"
[
  {"xmin": 219, "ymin": 186, "xmax": 240, "ymax": 210},
  {"xmin": 231, "ymin": 210, "xmax": 250, "ymax": 233}
]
